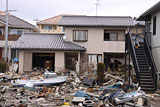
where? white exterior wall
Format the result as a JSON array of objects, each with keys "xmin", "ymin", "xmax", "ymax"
[
  {"xmin": 150, "ymin": 11, "xmax": 160, "ymax": 71},
  {"xmin": 19, "ymin": 50, "xmax": 24, "ymax": 73},
  {"xmin": 65, "ymin": 27, "xmax": 126, "ymax": 54},
  {"xmin": 55, "ymin": 51, "xmax": 65, "ymax": 72},
  {"xmin": 24, "ymin": 52, "xmax": 32, "ymax": 72}
]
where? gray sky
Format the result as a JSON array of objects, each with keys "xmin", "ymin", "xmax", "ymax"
[{"xmin": 0, "ymin": 0, "xmax": 159, "ymax": 25}]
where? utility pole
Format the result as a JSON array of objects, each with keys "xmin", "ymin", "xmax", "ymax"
[
  {"xmin": 4, "ymin": 0, "xmax": 8, "ymax": 62},
  {"xmin": 4, "ymin": 0, "xmax": 16, "ymax": 62},
  {"xmin": 94, "ymin": 0, "xmax": 100, "ymax": 16}
]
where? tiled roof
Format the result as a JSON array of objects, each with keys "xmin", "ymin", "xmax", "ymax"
[
  {"xmin": 12, "ymin": 33, "xmax": 86, "ymax": 51},
  {"xmin": 37, "ymin": 14, "xmax": 63, "ymax": 25},
  {"xmin": 37, "ymin": 14, "xmax": 86, "ymax": 25},
  {"xmin": 0, "ymin": 11, "xmax": 36, "ymax": 29},
  {"xmin": 137, "ymin": 1, "xmax": 160, "ymax": 21},
  {"xmin": 59, "ymin": 16, "xmax": 134, "ymax": 27}
]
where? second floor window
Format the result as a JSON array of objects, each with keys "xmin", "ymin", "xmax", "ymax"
[
  {"xmin": 10, "ymin": 29, "xmax": 23, "ymax": 35},
  {"xmin": 73, "ymin": 30, "xmax": 88, "ymax": 41},
  {"xmin": 104, "ymin": 33, "xmax": 118, "ymax": 41},
  {"xmin": 43, "ymin": 25, "xmax": 53, "ymax": 30}
]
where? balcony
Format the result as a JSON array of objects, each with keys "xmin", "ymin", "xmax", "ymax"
[{"xmin": 0, "ymin": 34, "xmax": 21, "ymax": 41}]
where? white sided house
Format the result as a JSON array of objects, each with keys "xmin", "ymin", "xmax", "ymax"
[
  {"xmin": 137, "ymin": 1, "xmax": 160, "ymax": 72},
  {"xmin": 59, "ymin": 16, "xmax": 136, "ymax": 71}
]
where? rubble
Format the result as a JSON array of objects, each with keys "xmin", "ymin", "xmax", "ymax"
[{"xmin": 0, "ymin": 69, "xmax": 159, "ymax": 107}]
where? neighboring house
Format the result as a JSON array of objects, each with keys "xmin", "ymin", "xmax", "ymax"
[
  {"xmin": 137, "ymin": 1, "xmax": 160, "ymax": 71},
  {"xmin": 0, "ymin": 11, "xmax": 37, "ymax": 61},
  {"xmin": 59, "ymin": 16, "xmax": 136, "ymax": 71},
  {"xmin": 37, "ymin": 14, "xmax": 65, "ymax": 34},
  {"xmin": 12, "ymin": 33, "xmax": 85, "ymax": 73}
]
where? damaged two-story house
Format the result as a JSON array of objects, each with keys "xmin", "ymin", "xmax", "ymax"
[{"xmin": 59, "ymin": 16, "xmax": 142, "ymax": 71}]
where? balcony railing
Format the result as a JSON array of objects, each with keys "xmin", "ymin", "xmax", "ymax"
[{"xmin": 0, "ymin": 34, "xmax": 21, "ymax": 41}]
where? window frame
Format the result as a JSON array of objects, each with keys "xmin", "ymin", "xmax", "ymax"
[
  {"xmin": 73, "ymin": 30, "xmax": 88, "ymax": 42},
  {"xmin": 104, "ymin": 32, "xmax": 118, "ymax": 41},
  {"xmin": 153, "ymin": 16, "xmax": 156, "ymax": 35},
  {"xmin": 43, "ymin": 25, "xmax": 53, "ymax": 30},
  {"xmin": 88, "ymin": 54, "xmax": 102, "ymax": 63},
  {"xmin": 10, "ymin": 29, "xmax": 23, "ymax": 35}
]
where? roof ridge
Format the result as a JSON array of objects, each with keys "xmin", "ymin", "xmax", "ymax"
[
  {"xmin": 23, "ymin": 32, "xmax": 64, "ymax": 35},
  {"xmin": 62, "ymin": 15, "xmax": 132, "ymax": 18},
  {"xmin": 10, "ymin": 15, "xmax": 36, "ymax": 28}
]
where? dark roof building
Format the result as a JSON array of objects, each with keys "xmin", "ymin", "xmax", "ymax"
[
  {"xmin": 59, "ymin": 16, "xmax": 135, "ymax": 27},
  {"xmin": 12, "ymin": 33, "xmax": 85, "ymax": 51}
]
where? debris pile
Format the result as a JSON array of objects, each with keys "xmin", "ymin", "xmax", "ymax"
[{"xmin": 0, "ymin": 70, "xmax": 159, "ymax": 107}]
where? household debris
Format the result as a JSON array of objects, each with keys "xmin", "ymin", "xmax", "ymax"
[{"xmin": 0, "ymin": 69, "xmax": 159, "ymax": 107}]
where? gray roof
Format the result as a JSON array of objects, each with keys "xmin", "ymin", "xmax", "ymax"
[
  {"xmin": 137, "ymin": 1, "xmax": 160, "ymax": 21},
  {"xmin": 0, "ymin": 15, "xmax": 36, "ymax": 29},
  {"xmin": 12, "ymin": 33, "xmax": 86, "ymax": 51},
  {"xmin": 59, "ymin": 16, "xmax": 134, "ymax": 27},
  {"xmin": 133, "ymin": 19, "xmax": 145, "ymax": 26}
]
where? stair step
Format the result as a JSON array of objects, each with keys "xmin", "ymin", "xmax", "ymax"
[
  {"xmin": 140, "ymin": 81, "xmax": 154, "ymax": 85},
  {"xmin": 141, "ymin": 89, "xmax": 155, "ymax": 93},
  {"xmin": 140, "ymin": 78, "xmax": 153, "ymax": 82},
  {"xmin": 135, "ymin": 49, "xmax": 144, "ymax": 51},
  {"xmin": 139, "ymin": 73, "xmax": 151, "ymax": 76},
  {"xmin": 141, "ymin": 87, "xmax": 155, "ymax": 91},
  {"xmin": 138, "ymin": 61, "xmax": 148, "ymax": 64},
  {"xmin": 140, "ymin": 84, "xmax": 154, "ymax": 88},
  {"xmin": 139, "ymin": 65, "xmax": 149, "ymax": 67},
  {"xmin": 140, "ymin": 75, "xmax": 152, "ymax": 79},
  {"xmin": 139, "ymin": 65, "xmax": 149, "ymax": 69},
  {"xmin": 136, "ymin": 53, "xmax": 145, "ymax": 56},
  {"xmin": 139, "ymin": 68, "xmax": 150, "ymax": 70},
  {"xmin": 135, "ymin": 48, "xmax": 144, "ymax": 51},
  {"xmin": 139, "ymin": 70, "xmax": 150, "ymax": 72},
  {"xmin": 137, "ymin": 59, "xmax": 147, "ymax": 61},
  {"xmin": 137, "ymin": 57, "xmax": 146, "ymax": 59},
  {"xmin": 138, "ymin": 63, "xmax": 148, "ymax": 66}
]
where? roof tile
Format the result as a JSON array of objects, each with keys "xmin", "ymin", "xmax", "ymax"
[
  {"xmin": 12, "ymin": 33, "xmax": 85, "ymax": 51},
  {"xmin": 59, "ymin": 16, "xmax": 134, "ymax": 27}
]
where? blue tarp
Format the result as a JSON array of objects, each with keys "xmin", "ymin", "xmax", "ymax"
[
  {"xmin": 13, "ymin": 58, "xmax": 19, "ymax": 63},
  {"xmin": 75, "ymin": 91, "xmax": 91, "ymax": 100}
]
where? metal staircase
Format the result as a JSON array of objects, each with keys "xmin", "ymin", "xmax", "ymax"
[{"xmin": 126, "ymin": 33, "xmax": 158, "ymax": 93}]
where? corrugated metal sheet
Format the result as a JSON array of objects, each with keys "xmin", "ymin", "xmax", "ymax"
[
  {"xmin": 59, "ymin": 16, "xmax": 134, "ymax": 27},
  {"xmin": 12, "ymin": 33, "xmax": 85, "ymax": 51}
]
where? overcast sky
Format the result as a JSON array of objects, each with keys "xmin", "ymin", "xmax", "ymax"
[{"xmin": 0, "ymin": 0, "xmax": 159, "ymax": 25}]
